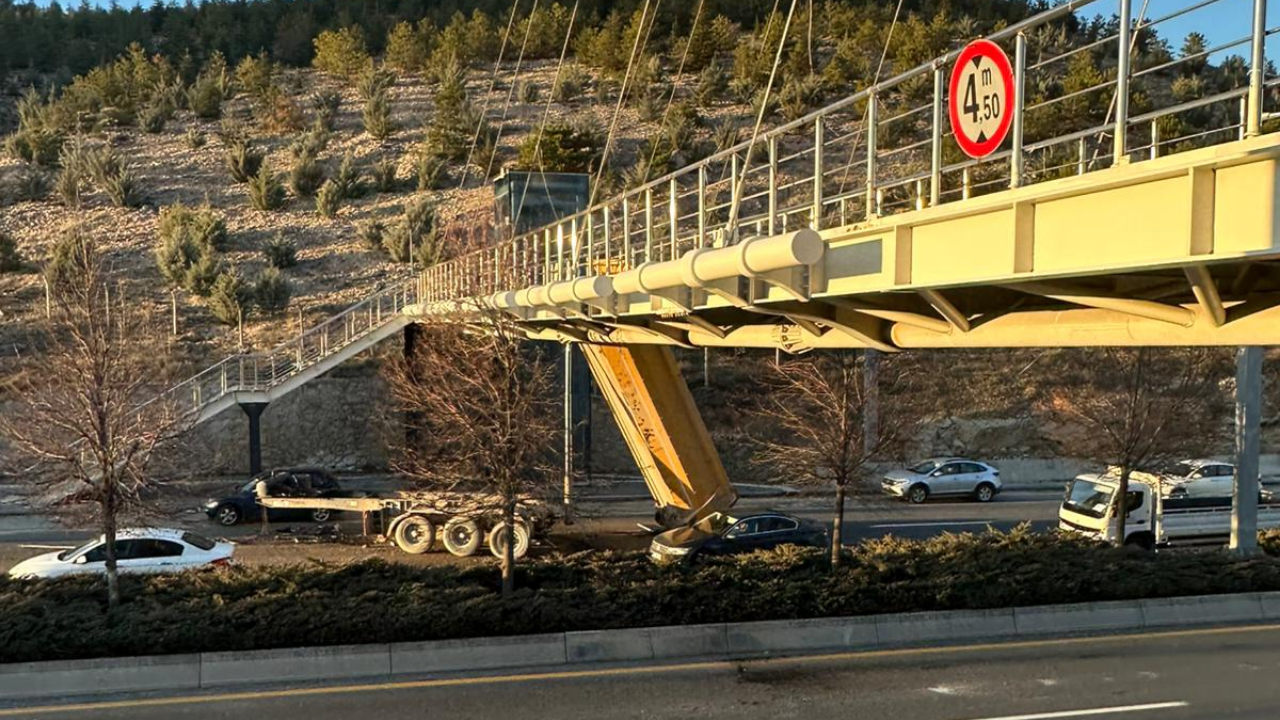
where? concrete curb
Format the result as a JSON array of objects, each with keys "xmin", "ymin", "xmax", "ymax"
[{"xmin": 4, "ymin": 591, "xmax": 1280, "ymax": 701}]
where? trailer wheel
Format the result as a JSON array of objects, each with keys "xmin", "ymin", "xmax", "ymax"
[
  {"xmin": 393, "ymin": 515, "xmax": 435, "ymax": 554},
  {"xmin": 487, "ymin": 521, "xmax": 531, "ymax": 560},
  {"xmin": 442, "ymin": 518, "xmax": 482, "ymax": 557}
]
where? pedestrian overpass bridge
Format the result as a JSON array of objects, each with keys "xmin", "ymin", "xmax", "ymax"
[{"xmin": 155, "ymin": 0, "xmax": 1280, "ymax": 529}]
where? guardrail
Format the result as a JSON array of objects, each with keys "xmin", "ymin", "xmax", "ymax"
[{"xmin": 420, "ymin": 0, "xmax": 1276, "ymax": 304}]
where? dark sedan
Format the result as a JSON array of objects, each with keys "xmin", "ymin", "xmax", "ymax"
[
  {"xmin": 203, "ymin": 468, "xmax": 349, "ymax": 526},
  {"xmin": 649, "ymin": 511, "xmax": 827, "ymax": 563}
]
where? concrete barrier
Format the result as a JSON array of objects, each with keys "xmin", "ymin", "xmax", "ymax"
[
  {"xmin": 876, "ymin": 608, "xmax": 1018, "ymax": 646},
  {"xmin": 725, "ymin": 616, "xmax": 878, "ymax": 655},
  {"xmin": 390, "ymin": 633, "xmax": 566, "ymax": 675},
  {"xmin": 201, "ymin": 644, "xmax": 391, "ymax": 687},
  {"xmin": 6, "ymin": 592, "xmax": 1280, "ymax": 702},
  {"xmin": 1013, "ymin": 599, "xmax": 1145, "ymax": 635},
  {"xmin": 0, "ymin": 653, "xmax": 200, "ymax": 700},
  {"xmin": 1140, "ymin": 593, "xmax": 1265, "ymax": 628}
]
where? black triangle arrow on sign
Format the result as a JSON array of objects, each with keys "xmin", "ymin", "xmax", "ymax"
[
  {"xmin": 977, "ymin": 131, "xmax": 988, "ymax": 143},
  {"xmin": 971, "ymin": 55, "xmax": 983, "ymax": 70}
]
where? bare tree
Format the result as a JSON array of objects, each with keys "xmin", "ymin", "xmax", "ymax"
[
  {"xmin": 755, "ymin": 350, "xmax": 912, "ymax": 567},
  {"xmin": 1044, "ymin": 347, "xmax": 1226, "ymax": 546},
  {"xmin": 0, "ymin": 233, "xmax": 185, "ymax": 608},
  {"xmin": 383, "ymin": 307, "xmax": 558, "ymax": 594}
]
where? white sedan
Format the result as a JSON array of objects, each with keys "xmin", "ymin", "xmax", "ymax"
[{"xmin": 7, "ymin": 528, "xmax": 234, "ymax": 579}]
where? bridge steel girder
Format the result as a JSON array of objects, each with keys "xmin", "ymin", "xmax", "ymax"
[
  {"xmin": 579, "ymin": 344, "xmax": 737, "ymax": 526},
  {"xmin": 437, "ymin": 133, "xmax": 1280, "ymax": 351}
]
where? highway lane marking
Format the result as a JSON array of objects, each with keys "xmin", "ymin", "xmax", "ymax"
[
  {"xmin": 1, "ymin": 624, "xmax": 1272, "ymax": 717},
  {"xmin": 962, "ymin": 701, "xmax": 1189, "ymax": 720}
]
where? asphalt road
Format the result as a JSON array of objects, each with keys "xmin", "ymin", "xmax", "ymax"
[
  {"xmin": 5, "ymin": 624, "xmax": 1280, "ymax": 719},
  {"xmin": 0, "ymin": 491, "xmax": 1062, "ymax": 572}
]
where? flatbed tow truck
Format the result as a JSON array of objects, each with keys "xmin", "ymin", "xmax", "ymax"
[
  {"xmin": 261, "ymin": 344, "xmax": 738, "ymax": 556},
  {"xmin": 258, "ymin": 490, "xmax": 555, "ymax": 559}
]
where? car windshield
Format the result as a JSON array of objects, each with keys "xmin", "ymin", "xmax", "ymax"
[
  {"xmin": 182, "ymin": 532, "xmax": 217, "ymax": 550},
  {"xmin": 909, "ymin": 459, "xmax": 943, "ymax": 474},
  {"xmin": 56, "ymin": 538, "xmax": 99, "ymax": 561},
  {"xmin": 1063, "ymin": 479, "xmax": 1114, "ymax": 519},
  {"xmin": 694, "ymin": 513, "xmax": 737, "ymax": 533}
]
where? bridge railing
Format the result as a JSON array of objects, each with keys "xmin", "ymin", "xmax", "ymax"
[{"xmin": 422, "ymin": 0, "xmax": 1277, "ymax": 305}]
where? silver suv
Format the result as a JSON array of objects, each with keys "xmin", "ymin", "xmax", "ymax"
[{"xmin": 882, "ymin": 458, "xmax": 1002, "ymax": 504}]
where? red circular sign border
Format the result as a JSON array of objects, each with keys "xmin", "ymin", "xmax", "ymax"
[{"xmin": 948, "ymin": 39, "xmax": 1015, "ymax": 159}]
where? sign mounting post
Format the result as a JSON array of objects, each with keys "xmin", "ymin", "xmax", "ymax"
[{"xmin": 948, "ymin": 39, "xmax": 1016, "ymax": 160}]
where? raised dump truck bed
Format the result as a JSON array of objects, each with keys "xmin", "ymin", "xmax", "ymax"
[{"xmin": 258, "ymin": 491, "xmax": 554, "ymax": 559}]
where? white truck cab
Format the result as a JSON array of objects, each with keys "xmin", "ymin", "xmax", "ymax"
[{"xmin": 1059, "ymin": 469, "xmax": 1280, "ymax": 549}]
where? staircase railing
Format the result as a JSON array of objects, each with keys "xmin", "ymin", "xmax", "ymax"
[{"xmin": 160, "ymin": 277, "xmax": 421, "ymax": 419}]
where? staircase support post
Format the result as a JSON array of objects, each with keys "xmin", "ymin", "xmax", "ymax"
[{"xmin": 240, "ymin": 402, "xmax": 269, "ymax": 476}]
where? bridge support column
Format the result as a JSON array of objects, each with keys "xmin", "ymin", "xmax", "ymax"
[
  {"xmin": 240, "ymin": 402, "xmax": 269, "ymax": 476},
  {"xmin": 1232, "ymin": 346, "xmax": 1263, "ymax": 555}
]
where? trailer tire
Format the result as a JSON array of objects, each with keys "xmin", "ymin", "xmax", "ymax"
[
  {"xmin": 487, "ymin": 521, "xmax": 531, "ymax": 560},
  {"xmin": 310, "ymin": 509, "xmax": 332, "ymax": 523},
  {"xmin": 393, "ymin": 515, "xmax": 435, "ymax": 554},
  {"xmin": 442, "ymin": 518, "xmax": 482, "ymax": 557}
]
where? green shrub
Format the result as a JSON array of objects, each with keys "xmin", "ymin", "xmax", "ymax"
[
  {"xmin": 384, "ymin": 197, "xmax": 441, "ymax": 265},
  {"xmin": 315, "ymin": 179, "xmax": 342, "ymax": 218},
  {"xmin": 425, "ymin": 52, "xmax": 492, "ymax": 162},
  {"xmin": 415, "ymin": 148, "xmax": 447, "ymax": 190},
  {"xmin": 254, "ymin": 86, "xmax": 305, "ymax": 134},
  {"xmin": 185, "ymin": 127, "xmax": 207, "ymax": 150},
  {"xmin": 99, "ymin": 164, "xmax": 142, "ymax": 208},
  {"xmin": 140, "ymin": 102, "xmax": 168, "ymax": 134},
  {"xmin": 207, "ymin": 269, "xmax": 253, "ymax": 325},
  {"xmin": 552, "ymin": 65, "xmax": 589, "ymax": 103},
  {"xmin": 312, "ymin": 91, "xmax": 341, "ymax": 131},
  {"xmin": 515, "ymin": 120, "xmax": 603, "ymax": 173},
  {"xmin": 55, "ymin": 140, "xmax": 87, "ymax": 208},
  {"xmin": 362, "ymin": 88, "xmax": 394, "ymax": 140},
  {"xmin": 358, "ymin": 219, "xmax": 385, "ymax": 250},
  {"xmin": 694, "ymin": 63, "xmax": 729, "ymax": 107},
  {"xmin": 186, "ymin": 72, "xmax": 224, "ymax": 120},
  {"xmin": 262, "ymin": 233, "xmax": 298, "ymax": 269},
  {"xmin": 8, "ymin": 165, "xmax": 50, "ymax": 202},
  {"xmin": 253, "ymin": 266, "xmax": 292, "ymax": 314},
  {"xmin": 159, "ymin": 203, "xmax": 228, "ymax": 253},
  {"xmin": 14, "ymin": 529, "xmax": 1280, "ymax": 664},
  {"xmin": 247, "ymin": 164, "xmax": 286, "ymax": 211},
  {"xmin": 313, "ymin": 26, "xmax": 371, "ymax": 81},
  {"xmin": 44, "ymin": 228, "xmax": 91, "ymax": 292},
  {"xmin": 0, "ymin": 232, "xmax": 23, "ymax": 273},
  {"xmin": 234, "ymin": 53, "xmax": 274, "ymax": 100},
  {"xmin": 515, "ymin": 79, "xmax": 539, "ymax": 103},
  {"xmin": 5, "ymin": 127, "xmax": 63, "ymax": 166},
  {"xmin": 331, "ymin": 153, "xmax": 365, "ymax": 199},
  {"xmin": 288, "ymin": 153, "xmax": 325, "ymax": 198},
  {"xmin": 154, "ymin": 230, "xmax": 201, "ymax": 288},
  {"xmin": 290, "ymin": 123, "xmax": 331, "ymax": 161},
  {"xmin": 372, "ymin": 155, "xmax": 399, "ymax": 192},
  {"xmin": 225, "ymin": 138, "xmax": 264, "ymax": 184},
  {"xmin": 183, "ymin": 249, "xmax": 222, "ymax": 296},
  {"xmin": 385, "ymin": 20, "xmax": 432, "ymax": 72},
  {"xmin": 356, "ymin": 65, "xmax": 397, "ymax": 101}
]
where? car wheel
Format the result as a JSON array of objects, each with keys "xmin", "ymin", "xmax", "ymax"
[
  {"xmin": 487, "ymin": 521, "xmax": 531, "ymax": 560},
  {"xmin": 441, "ymin": 518, "xmax": 482, "ymax": 557},
  {"xmin": 310, "ymin": 509, "xmax": 332, "ymax": 523},
  {"xmin": 393, "ymin": 515, "xmax": 435, "ymax": 554},
  {"xmin": 214, "ymin": 504, "xmax": 241, "ymax": 526},
  {"xmin": 974, "ymin": 483, "xmax": 996, "ymax": 503},
  {"xmin": 907, "ymin": 484, "xmax": 929, "ymax": 504}
]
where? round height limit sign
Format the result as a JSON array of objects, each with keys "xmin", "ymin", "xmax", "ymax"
[{"xmin": 949, "ymin": 39, "xmax": 1015, "ymax": 159}]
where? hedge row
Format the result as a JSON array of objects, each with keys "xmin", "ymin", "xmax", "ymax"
[{"xmin": 5, "ymin": 527, "xmax": 1280, "ymax": 663}]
